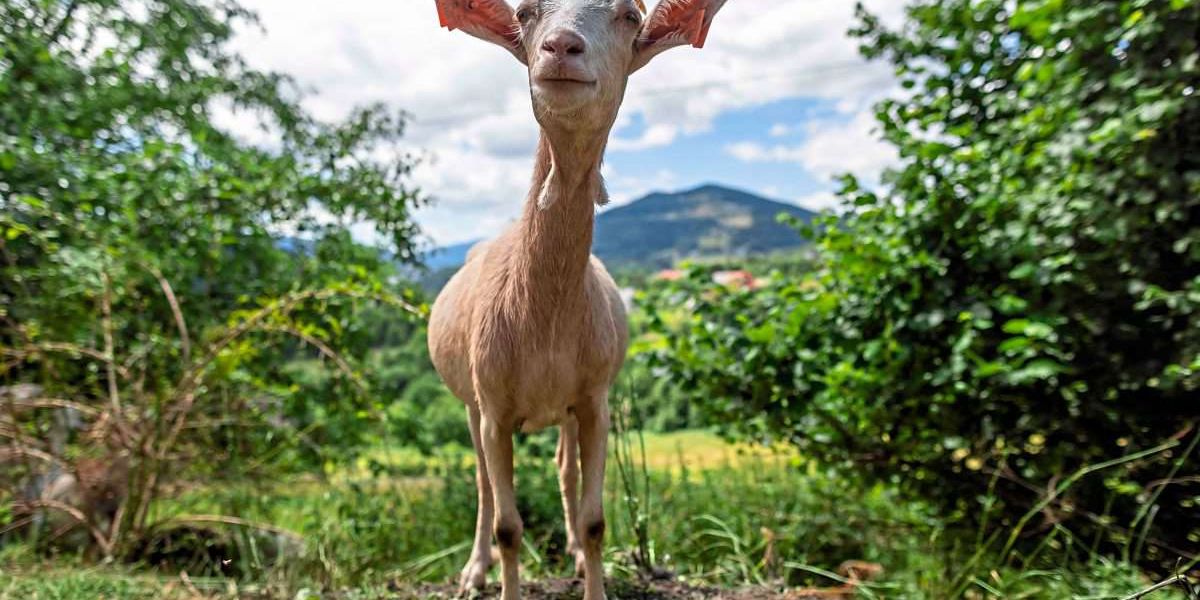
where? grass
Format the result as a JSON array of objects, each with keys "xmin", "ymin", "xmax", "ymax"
[
  {"xmin": 0, "ymin": 547, "xmax": 232, "ymax": 600},
  {"xmin": 635, "ymin": 430, "xmax": 796, "ymax": 472},
  {"xmin": 352, "ymin": 430, "xmax": 788, "ymax": 475},
  {"xmin": 1, "ymin": 430, "xmax": 1192, "ymax": 599}
]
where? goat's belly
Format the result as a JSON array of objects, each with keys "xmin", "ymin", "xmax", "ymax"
[
  {"xmin": 516, "ymin": 405, "xmax": 569, "ymax": 433},
  {"xmin": 507, "ymin": 350, "xmax": 592, "ymax": 433}
]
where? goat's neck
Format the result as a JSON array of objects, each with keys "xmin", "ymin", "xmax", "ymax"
[{"xmin": 514, "ymin": 129, "xmax": 607, "ymax": 300}]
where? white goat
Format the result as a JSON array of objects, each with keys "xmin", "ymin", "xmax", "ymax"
[{"xmin": 427, "ymin": 1, "xmax": 728, "ymax": 598}]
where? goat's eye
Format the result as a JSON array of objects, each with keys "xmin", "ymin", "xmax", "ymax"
[
  {"xmin": 516, "ymin": 7, "xmax": 534, "ymax": 23},
  {"xmin": 623, "ymin": 10, "xmax": 641, "ymax": 26}
]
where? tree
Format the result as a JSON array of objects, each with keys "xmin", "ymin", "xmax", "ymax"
[
  {"xmin": 643, "ymin": 0, "xmax": 1199, "ymax": 568},
  {"xmin": 0, "ymin": 0, "xmax": 425, "ymax": 556}
]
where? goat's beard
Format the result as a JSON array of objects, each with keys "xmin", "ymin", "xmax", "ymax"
[{"xmin": 536, "ymin": 161, "xmax": 610, "ymax": 210}]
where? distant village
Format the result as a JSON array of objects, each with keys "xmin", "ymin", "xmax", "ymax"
[{"xmin": 618, "ymin": 268, "xmax": 764, "ymax": 310}]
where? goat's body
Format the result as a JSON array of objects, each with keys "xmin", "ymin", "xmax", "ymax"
[
  {"xmin": 428, "ymin": 212, "xmax": 628, "ymax": 432},
  {"xmin": 427, "ymin": 145, "xmax": 628, "ymax": 596},
  {"xmin": 427, "ymin": 2, "xmax": 726, "ymax": 595}
]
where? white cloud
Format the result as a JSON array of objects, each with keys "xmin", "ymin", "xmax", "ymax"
[
  {"xmin": 726, "ymin": 109, "xmax": 898, "ymax": 187},
  {"xmin": 726, "ymin": 141, "xmax": 803, "ymax": 163},
  {"xmin": 616, "ymin": 1, "xmax": 906, "ymax": 137},
  {"xmin": 768, "ymin": 123, "xmax": 795, "ymax": 138},
  {"xmin": 794, "ymin": 191, "xmax": 842, "ymax": 212},
  {"xmin": 604, "ymin": 167, "xmax": 679, "ymax": 207},
  {"xmin": 227, "ymin": 0, "xmax": 909, "ymax": 245},
  {"xmin": 798, "ymin": 110, "xmax": 898, "ymax": 184},
  {"xmin": 609, "ymin": 123, "xmax": 680, "ymax": 151}
]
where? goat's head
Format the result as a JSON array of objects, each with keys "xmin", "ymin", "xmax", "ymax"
[{"xmin": 435, "ymin": 0, "xmax": 727, "ymax": 131}]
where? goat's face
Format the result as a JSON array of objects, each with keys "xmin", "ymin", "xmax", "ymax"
[
  {"xmin": 435, "ymin": 0, "xmax": 727, "ymax": 128},
  {"xmin": 515, "ymin": 0, "xmax": 641, "ymax": 124}
]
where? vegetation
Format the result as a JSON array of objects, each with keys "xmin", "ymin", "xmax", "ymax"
[
  {"xmin": 2, "ymin": 0, "xmax": 1198, "ymax": 597},
  {"xmin": 643, "ymin": 0, "xmax": 1199, "ymax": 577},
  {"xmin": 0, "ymin": 0, "xmax": 426, "ymax": 558},
  {"xmin": 1, "ymin": 431, "xmax": 1188, "ymax": 599}
]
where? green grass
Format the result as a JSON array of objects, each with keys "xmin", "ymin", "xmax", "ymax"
[
  {"xmin": 0, "ymin": 557, "xmax": 219, "ymax": 600},
  {"xmin": 1, "ymin": 430, "xmax": 1191, "ymax": 599},
  {"xmin": 636, "ymin": 430, "xmax": 796, "ymax": 472}
]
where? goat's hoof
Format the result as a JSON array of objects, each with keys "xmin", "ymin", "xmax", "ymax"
[
  {"xmin": 458, "ymin": 558, "xmax": 491, "ymax": 594},
  {"xmin": 566, "ymin": 544, "xmax": 586, "ymax": 578}
]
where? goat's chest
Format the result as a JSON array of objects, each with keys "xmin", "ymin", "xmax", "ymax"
[{"xmin": 469, "ymin": 292, "xmax": 615, "ymax": 431}]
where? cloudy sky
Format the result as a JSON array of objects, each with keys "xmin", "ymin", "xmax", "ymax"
[{"xmin": 228, "ymin": 1, "xmax": 908, "ymax": 247}]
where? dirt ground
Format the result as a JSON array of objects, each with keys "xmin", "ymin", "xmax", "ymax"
[{"xmin": 389, "ymin": 578, "xmax": 851, "ymax": 600}]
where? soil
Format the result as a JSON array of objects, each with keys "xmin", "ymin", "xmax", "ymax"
[{"xmin": 388, "ymin": 578, "xmax": 848, "ymax": 600}]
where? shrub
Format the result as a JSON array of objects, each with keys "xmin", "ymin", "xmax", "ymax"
[
  {"xmin": 0, "ymin": 0, "xmax": 424, "ymax": 558},
  {"xmin": 643, "ymin": 0, "xmax": 1200, "ymax": 569}
]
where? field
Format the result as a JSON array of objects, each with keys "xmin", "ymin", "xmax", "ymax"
[{"xmin": 0, "ymin": 431, "xmax": 1183, "ymax": 600}]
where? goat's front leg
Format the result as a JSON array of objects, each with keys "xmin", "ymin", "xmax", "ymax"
[
  {"xmin": 576, "ymin": 397, "xmax": 610, "ymax": 600},
  {"xmin": 460, "ymin": 403, "xmax": 494, "ymax": 593},
  {"xmin": 556, "ymin": 413, "xmax": 585, "ymax": 577},
  {"xmin": 480, "ymin": 414, "xmax": 521, "ymax": 600}
]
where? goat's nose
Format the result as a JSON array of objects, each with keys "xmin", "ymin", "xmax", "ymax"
[{"xmin": 541, "ymin": 29, "xmax": 586, "ymax": 57}]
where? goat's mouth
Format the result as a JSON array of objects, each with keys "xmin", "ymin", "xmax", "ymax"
[{"xmin": 536, "ymin": 77, "xmax": 597, "ymax": 87}]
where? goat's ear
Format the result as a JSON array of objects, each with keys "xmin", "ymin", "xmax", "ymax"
[
  {"xmin": 435, "ymin": 0, "xmax": 526, "ymax": 64},
  {"xmin": 631, "ymin": 0, "xmax": 728, "ymax": 73}
]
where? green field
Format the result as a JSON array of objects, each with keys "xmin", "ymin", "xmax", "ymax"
[{"xmin": 0, "ymin": 430, "xmax": 1182, "ymax": 599}]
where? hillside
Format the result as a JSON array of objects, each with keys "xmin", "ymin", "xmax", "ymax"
[
  {"xmin": 423, "ymin": 184, "xmax": 816, "ymax": 272},
  {"xmin": 593, "ymin": 184, "xmax": 815, "ymax": 267},
  {"xmin": 423, "ymin": 239, "xmax": 477, "ymax": 270}
]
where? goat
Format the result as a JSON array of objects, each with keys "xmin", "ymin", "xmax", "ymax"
[{"xmin": 427, "ymin": 1, "xmax": 728, "ymax": 598}]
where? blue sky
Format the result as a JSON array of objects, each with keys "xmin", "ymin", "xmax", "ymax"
[
  {"xmin": 226, "ymin": 1, "xmax": 907, "ymax": 246},
  {"xmin": 607, "ymin": 97, "xmax": 848, "ymax": 205}
]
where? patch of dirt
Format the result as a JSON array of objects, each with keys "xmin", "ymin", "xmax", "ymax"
[{"xmin": 388, "ymin": 578, "xmax": 849, "ymax": 599}]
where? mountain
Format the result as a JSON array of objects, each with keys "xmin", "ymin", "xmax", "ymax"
[
  {"xmin": 423, "ymin": 184, "xmax": 816, "ymax": 271},
  {"xmin": 423, "ymin": 239, "xmax": 479, "ymax": 270},
  {"xmin": 593, "ymin": 184, "xmax": 815, "ymax": 268}
]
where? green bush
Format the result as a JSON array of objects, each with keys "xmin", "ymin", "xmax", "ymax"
[
  {"xmin": 0, "ymin": 0, "xmax": 425, "ymax": 555},
  {"xmin": 643, "ymin": 0, "xmax": 1200, "ymax": 569}
]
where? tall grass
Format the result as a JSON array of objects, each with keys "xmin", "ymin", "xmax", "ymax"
[
  {"xmin": 609, "ymin": 383, "xmax": 654, "ymax": 576},
  {"xmin": 3, "ymin": 429, "xmax": 1194, "ymax": 599}
]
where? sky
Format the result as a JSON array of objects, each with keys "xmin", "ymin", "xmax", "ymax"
[{"xmin": 226, "ymin": 1, "xmax": 909, "ymax": 247}]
